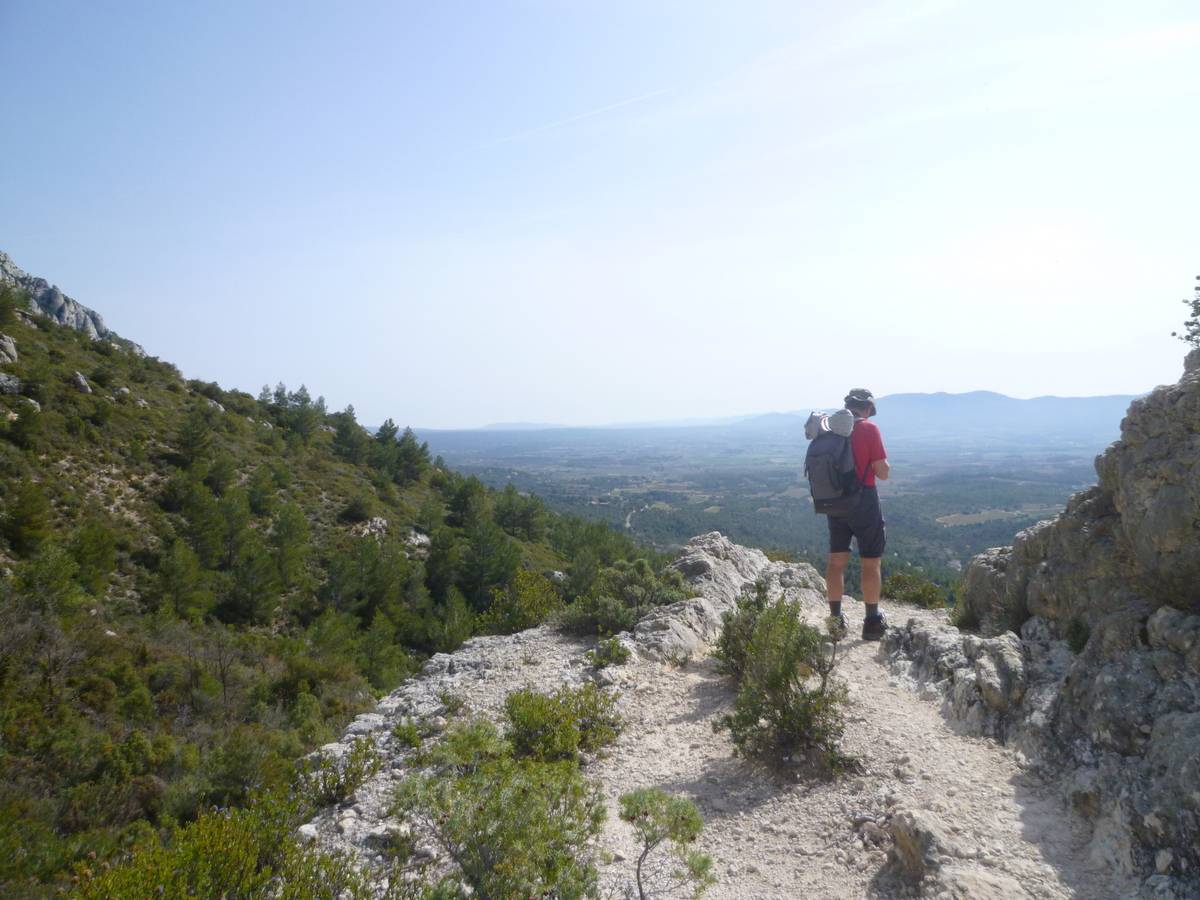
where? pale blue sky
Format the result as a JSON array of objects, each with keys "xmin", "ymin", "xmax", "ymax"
[{"xmin": 2, "ymin": 1, "xmax": 1197, "ymax": 427}]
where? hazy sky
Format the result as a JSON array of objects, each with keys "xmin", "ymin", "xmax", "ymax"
[{"xmin": 2, "ymin": 1, "xmax": 1197, "ymax": 428}]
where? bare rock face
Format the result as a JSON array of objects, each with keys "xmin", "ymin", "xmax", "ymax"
[
  {"xmin": 0, "ymin": 250, "xmax": 144, "ymax": 354},
  {"xmin": 0, "ymin": 333, "xmax": 16, "ymax": 365},
  {"xmin": 885, "ymin": 352, "xmax": 1200, "ymax": 897}
]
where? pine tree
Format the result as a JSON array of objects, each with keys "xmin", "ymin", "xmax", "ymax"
[
  {"xmin": 70, "ymin": 515, "xmax": 118, "ymax": 595},
  {"xmin": 158, "ymin": 539, "xmax": 210, "ymax": 619},
  {"xmin": 270, "ymin": 502, "xmax": 310, "ymax": 589},
  {"xmin": 3, "ymin": 478, "xmax": 52, "ymax": 556}
]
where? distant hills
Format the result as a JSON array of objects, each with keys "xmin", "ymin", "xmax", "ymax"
[{"xmin": 431, "ymin": 390, "xmax": 1141, "ymax": 449}]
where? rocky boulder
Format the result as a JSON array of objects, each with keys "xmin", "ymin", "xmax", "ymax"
[
  {"xmin": 0, "ymin": 373, "xmax": 19, "ymax": 395},
  {"xmin": 643, "ymin": 532, "xmax": 826, "ymax": 661},
  {"xmin": 0, "ymin": 333, "xmax": 16, "ymax": 365}
]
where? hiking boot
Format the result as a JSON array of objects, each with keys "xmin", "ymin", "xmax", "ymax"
[{"xmin": 862, "ymin": 612, "xmax": 888, "ymax": 641}]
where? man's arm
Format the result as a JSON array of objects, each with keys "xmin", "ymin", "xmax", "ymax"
[{"xmin": 872, "ymin": 458, "xmax": 890, "ymax": 481}]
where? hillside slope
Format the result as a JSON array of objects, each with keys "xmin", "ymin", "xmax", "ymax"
[{"xmin": 0, "ymin": 257, "xmax": 666, "ymax": 894}]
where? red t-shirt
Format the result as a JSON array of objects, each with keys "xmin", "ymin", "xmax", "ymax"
[{"xmin": 851, "ymin": 419, "xmax": 887, "ymax": 487}]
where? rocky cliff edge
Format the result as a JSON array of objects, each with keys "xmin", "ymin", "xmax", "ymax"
[{"xmin": 886, "ymin": 349, "xmax": 1200, "ymax": 897}]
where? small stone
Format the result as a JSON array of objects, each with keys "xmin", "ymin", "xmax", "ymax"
[{"xmin": 1155, "ymin": 849, "xmax": 1174, "ymax": 874}]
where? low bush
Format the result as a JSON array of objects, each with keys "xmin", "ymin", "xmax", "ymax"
[
  {"xmin": 392, "ymin": 757, "xmax": 606, "ymax": 899},
  {"xmin": 299, "ymin": 737, "xmax": 381, "ymax": 806},
  {"xmin": 392, "ymin": 718, "xmax": 422, "ymax": 749},
  {"xmin": 586, "ymin": 636, "xmax": 631, "ymax": 668},
  {"xmin": 713, "ymin": 580, "xmax": 771, "ymax": 681},
  {"xmin": 504, "ymin": 683, "xmax": 621, "ymax": 763},
  {"xmin": 559, "ymin": 559, "xmax": 688, "ymax": 636},
  {"xmin": 75, "ymin": 795, "xmax": 370, "ymax": 899},
  {"xmin": 714, "ymin": 597, "xmax": 852, "ymax": 772},
  {"xmin": 477, "ymin": 569, "xmax": 563, "ymax": 635}
]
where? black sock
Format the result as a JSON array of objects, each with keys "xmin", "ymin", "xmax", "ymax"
[
  {"xmin": 828, "ymin": 600, "xmax": 842, "ymax": 616},
  {"xmin": 865, "ymin": 603, "xmax": 879, "ymax": 620}
]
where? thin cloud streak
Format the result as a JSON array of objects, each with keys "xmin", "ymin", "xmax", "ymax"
[{"xmin": 473, "ymin": 87, "xmax": 672, "ymax": 150}]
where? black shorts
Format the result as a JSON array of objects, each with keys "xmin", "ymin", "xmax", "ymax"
[{"xmin": 827, "ymin": 486, "xmax": 886, "ymax": 558}]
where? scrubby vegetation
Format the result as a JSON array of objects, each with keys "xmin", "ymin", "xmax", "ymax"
[
  {"xmin": 75, "ymin": 794, "xmax": 372, "ymax": 899},
  {"xmin": 558, "ymin": 558, "xmax": 688, "ymax": 636},
  {"xmin": 1171, "ymin": 277, "xmax": 1200, "ymax": 348},
  {"xmin": 586, "ymin": 635, "xmax": 631, "ymax": 668},
  {"xmin": 0, "ymin": 291, "xmax": 675, "ymax": 894},
  {"xmin": 619, "ymin": 788, "xmax": 715, "ymax": 900},
  {"xmin": 504, "ymin": 683, "xmax": 621, "ymax": 762},
  {"xmin": 882, "ymin": 571, "xmax": 948, "ymax": 609},
  {"xmin": 714, "ymin": 582, "xmax": 853, "ymax": 772},
  {"xmin": 392, "ymin": 701, "xmax": 709, "ymax": 898}
]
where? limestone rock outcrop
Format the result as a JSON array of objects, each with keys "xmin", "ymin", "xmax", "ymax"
[
  {"xmin": 0, "ymin": 250, "xmax": 143, "ymax": 353},
  {"xmin": 0, "ymin": 333, "xmax": 17, "ymax": 365},
  {"xmin": 639, "ymin": 531, "xmax": 826, "ymax": 661},
  {"xmin": 886, "ymin": 351, "xmax": 1200, "ymax": 897}
]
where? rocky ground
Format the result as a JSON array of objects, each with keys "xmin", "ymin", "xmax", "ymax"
[{"xmin": 306, "ymin": 533, "xmax": 1139, "ymax": 899}]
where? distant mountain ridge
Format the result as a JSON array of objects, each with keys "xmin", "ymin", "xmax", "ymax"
[{"xmin": 427, "ymin": 390, "xmax": 1142, "ymax": 446}]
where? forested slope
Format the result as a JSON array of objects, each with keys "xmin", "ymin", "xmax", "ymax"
[{"xmin": 0, "ymin": 283, "xmax": 664, "ymax": 894}]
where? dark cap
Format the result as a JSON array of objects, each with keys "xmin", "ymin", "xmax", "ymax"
[{"xmin": 844, "ymin": 388, "xmax": 877, "ymax": 416}]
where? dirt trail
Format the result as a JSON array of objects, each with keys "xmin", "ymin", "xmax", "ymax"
[
  {"xmin": 589, "ymin": 598, "xmax": 1132, "ymax": 899},
  {"xmin": 309, "ymin": 544, "xmax": 1136, "ymax": 898}
]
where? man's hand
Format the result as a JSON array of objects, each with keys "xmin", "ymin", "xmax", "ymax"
[{"xmin": 872, "ymin": 459, "xmax": 890, "ymax": 481}]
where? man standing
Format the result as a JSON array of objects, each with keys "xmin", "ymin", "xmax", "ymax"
[{"xmin": 825, "ymin": 388, "xmax": 890, "ymax": 640}]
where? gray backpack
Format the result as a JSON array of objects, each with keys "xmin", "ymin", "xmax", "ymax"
[{"xmin": 803, "ymin": 410, "xmax": 862, "ymax": 516}]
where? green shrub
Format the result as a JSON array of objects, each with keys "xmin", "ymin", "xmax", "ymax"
[
  {"xmin": 338, "ymin": 492, "xmax": 374, "ymax": 524},
  {"xmin": 882, "ymin": 571, "xmax": 947, "ymax": 609},
  {"xmin": 504, "ymin": 683, "xmax": 620, "ymax": 762},
  {"xmin": 568, "ymin": 682, "xmax": 622, "ymax": 753},
  {"xmin": 436, "ymin": 688, "xmax": 465, "ymax": 717},
  {"xmin": 559, "ymin": 559, "xmax": 688, "ymax": 636},
  {"xmin": 300, "ymin": 737, "xmax": 382, "ymax": 807},
  {"xmin": 392, "ymin": 718, "xmax": 422, "ymax": 749},
  {"xmin": 392, "ymin": 757, "xmax": 605, "ymax": 899},
  {"xmin": 619, "ymin": 787, "xmax": 715, "ymax": 900},
  {"xmin": 415, "ymin": 719, "xmax": 510, "ymax": 774},
  {"xmin": 586, "ymin": 636, "xmax": 631, "ymax": 668},
  {"xmin": 715, "ymin": 598, "xmax": 852, "ymax": 772},
  {"xmin": 714, "ymin": 579, "xmax": 772, "ymax": 681},
  {"xmin": 2, "ymin": 477, "xmax": 51, "ymax": 556},
  {"xmin": 478, "ymin": 569, "xmax": 563, "ymax": 635},
  {"xmin": 75, "ymin": 795, "xmax": 371, "ymax": 899},
  {"xmin": 505, "ymin": 689, "xmax": 580, "ymax": 762}
]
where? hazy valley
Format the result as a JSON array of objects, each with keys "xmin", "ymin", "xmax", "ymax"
[{"xmin": 422, "ymin": 392, "xmax": 1137, "ymax": 588}]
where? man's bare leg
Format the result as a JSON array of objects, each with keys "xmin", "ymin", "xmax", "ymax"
[
  {"xmin": 861, "ymin": 556, "xmax": 882, "ymax": 605},
  {"xmin": 861, "ymin": 555, "xmax": 883, "ymax": 631},
  {"xmin": 826, "ymin": 552, "xmax": 850, "ymax": 608}
]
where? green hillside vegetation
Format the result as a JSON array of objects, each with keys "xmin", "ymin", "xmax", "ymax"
[{"xmin": 0, "ymin": 284, "xmax": 674, "ymax": 894}]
